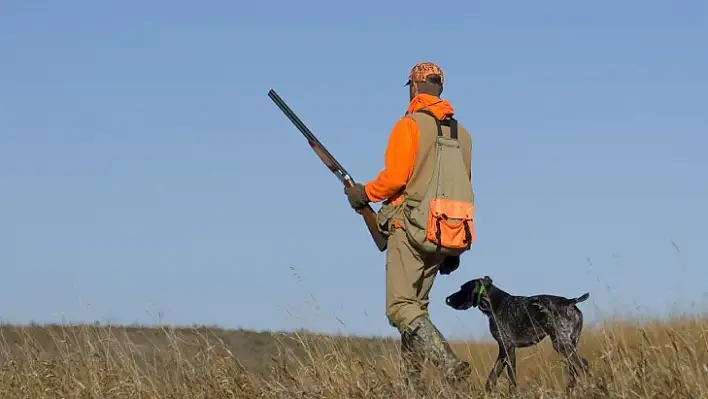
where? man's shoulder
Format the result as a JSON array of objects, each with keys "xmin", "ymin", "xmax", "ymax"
[
  {"xmin": 448, "ymin": 113, "xmax": 472, "ymax": 138},
  {"xmin": 454, "ymin": 117, "xmax": 471, "ymax": 134},
  {"xmin": 392, "ymin": 114, "xmax": 420, "ymax": 130},
  {"xmin": 405, "ymin": 111, "xmax": 471, "ymax": 133}
]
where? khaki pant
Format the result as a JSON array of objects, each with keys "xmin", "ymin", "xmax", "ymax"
[{"xmin": 385, "ymin": 227, "xmax": 445, "ymax": 331}]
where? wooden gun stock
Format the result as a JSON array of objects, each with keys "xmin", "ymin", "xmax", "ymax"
[
  {"xmin": 341, "ymin": 178, "xmax": 388, "ymax": 252},
  {"xmin": 268, "ymin": 89, "xmax": 388, "ymax": 252}
]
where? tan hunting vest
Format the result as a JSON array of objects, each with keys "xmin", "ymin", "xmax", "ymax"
[{"xmin": 377, "ymin": 108, "xmax": 475, "ymax": 256}]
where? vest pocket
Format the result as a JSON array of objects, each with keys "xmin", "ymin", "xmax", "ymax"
[
  {"xmin": 425, "ymin": 198, "xmax": 475, "ymax": 250},
  {"xmin": 376, "ymin": 202, "xmax": 401, "ymax": 235}
]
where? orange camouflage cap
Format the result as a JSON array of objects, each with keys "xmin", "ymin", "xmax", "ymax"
[{"xmin": 405, "ymin": 62, "xmax": 444, "ymax": 86}]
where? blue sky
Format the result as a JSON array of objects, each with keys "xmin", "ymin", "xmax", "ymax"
[{"xmin": 2, "ymin": 1, "xmax": 706, "ymax": 339}]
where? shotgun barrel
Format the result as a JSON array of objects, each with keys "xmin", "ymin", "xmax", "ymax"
[{"xmin": 267, "ymin": 89, "xmax": 388, "ymax": 252}]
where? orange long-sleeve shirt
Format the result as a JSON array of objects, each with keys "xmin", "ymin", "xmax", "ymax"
[{"xmin": 364, "ymin": 94, "xmax": 457, "ymax": 204}]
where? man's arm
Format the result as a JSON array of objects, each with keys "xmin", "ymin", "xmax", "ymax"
[{"xmin": 364, "ymin": 117, "xmax": 419, "ymax": 203}]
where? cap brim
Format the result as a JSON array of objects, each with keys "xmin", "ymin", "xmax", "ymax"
[{"xmin": 404, "ymin": 80, "xmax": 411, "ymax": 86}]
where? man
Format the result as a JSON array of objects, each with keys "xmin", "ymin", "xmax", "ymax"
[{"xmin": 344, "ymin": 62, "xmax": 474, "ymax": 387}]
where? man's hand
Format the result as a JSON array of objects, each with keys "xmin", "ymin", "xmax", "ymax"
[
  {"xmin": 344, "ymin": 183, "xmax": 370, "ymax": 212},
  {"xmin": 439, "ymin": 255, "xmax": 460, "ymax": 275}
]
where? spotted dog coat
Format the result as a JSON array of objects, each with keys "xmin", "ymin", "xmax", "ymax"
[{"xmin": 446, "ymin": 276, "xmax": 590, "ymax": 392}]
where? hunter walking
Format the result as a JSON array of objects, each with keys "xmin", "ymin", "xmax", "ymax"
[{"xmin": 345, "ymin": 62, "xmax": 476, "ymax": 388}]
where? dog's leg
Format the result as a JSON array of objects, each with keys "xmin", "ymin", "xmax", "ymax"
[
  {"xmin": 571, "ymin": 312, "xmax": 590, "ymax": 376},
  {"xmin": 569, "ymin": 332, "xmax": 590, "ymax": 381},
  {"xmin": 551, "ymin": 334, "xmax": 587, "ymax": 391},
  {"xmin": 504, "ymin": 345, "xmax": 518, "ymax": 392},
  {"xmin": 485, "ymin": 342, "xmax": 517, "ymax": 393},
  {"xmin": 566, "ymin": 311, "xmax": 590, "ymax": 389},
  {"xmin": 484, "ymin": 342, "xmax": 507, "ymax": 392}
]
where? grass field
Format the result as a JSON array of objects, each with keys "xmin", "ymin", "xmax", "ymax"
[{"xmin": 0, "ymin": 316, "xmax": 707, "ymax": 398}]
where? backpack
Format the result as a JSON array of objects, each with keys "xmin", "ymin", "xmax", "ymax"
[{"xmin": 400, "ymin": 109, "xmax": 475, "ymax": 258}]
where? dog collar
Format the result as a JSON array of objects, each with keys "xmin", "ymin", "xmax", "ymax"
[{"xmin": 477, "ymin": 285, "xmax": 486, "ymax": 304}]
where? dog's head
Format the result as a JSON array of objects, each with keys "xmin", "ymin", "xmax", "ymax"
[{"xmin": 446, "ymin": 275, "xmax": 493, "ymax": 312}]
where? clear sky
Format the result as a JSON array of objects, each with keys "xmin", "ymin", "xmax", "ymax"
[{"xmin": 2, "ymin": 1, "xmax": 707, "ymax": 340}]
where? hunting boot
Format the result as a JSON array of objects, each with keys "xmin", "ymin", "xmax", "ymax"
[
  {"xmin": 400, "ymin": 327, "xmax": 425, "ymax": 394},
  {"xmin": 407, "ymin": 315, "xmax": 471, "ymax": 385}
]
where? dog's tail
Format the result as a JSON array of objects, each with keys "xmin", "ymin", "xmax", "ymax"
[{"xmin": 571, "ymin": 292, "xmax": 590, "ymax": 304}]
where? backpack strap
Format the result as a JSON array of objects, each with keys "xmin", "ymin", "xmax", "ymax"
[{"xmin": 415, "ymin": 109, "xmax": 459, "ymax": 140}]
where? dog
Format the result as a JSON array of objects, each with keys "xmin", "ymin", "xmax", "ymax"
[{"xmin": 445, "ymin": 275, "xmax": 590, "ymax": 392}]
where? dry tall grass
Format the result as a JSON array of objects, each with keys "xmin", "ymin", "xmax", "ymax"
[{"xmin": 0, "ymin": 316, "xmax": 707, "ymax": 398}]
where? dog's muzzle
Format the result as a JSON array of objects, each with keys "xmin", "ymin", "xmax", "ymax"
[{"xmin": 446, "ymin": 292, "xmax": 469, "ymax": 310}]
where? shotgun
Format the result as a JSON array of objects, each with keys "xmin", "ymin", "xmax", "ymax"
[{"xmin": 267, "ymin": 89, "xmax": 388, "ymax": 252}]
